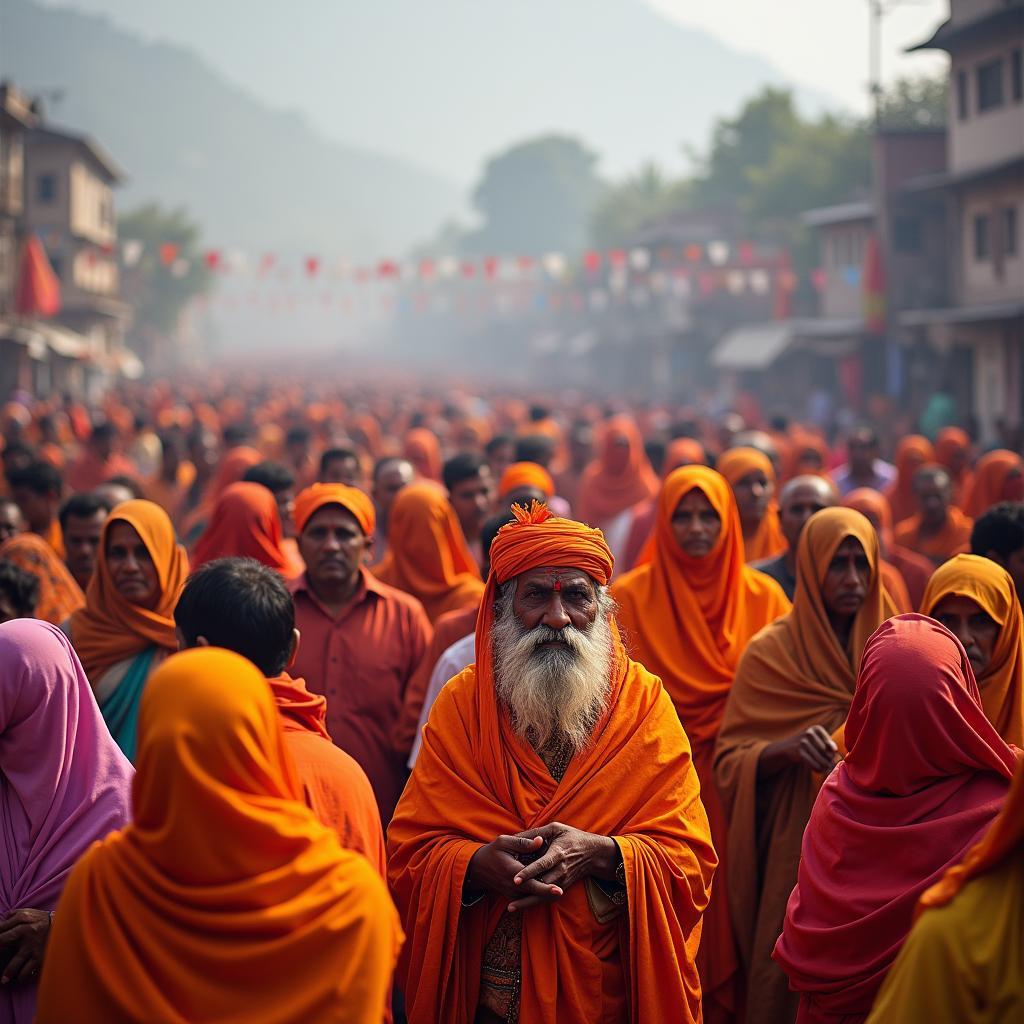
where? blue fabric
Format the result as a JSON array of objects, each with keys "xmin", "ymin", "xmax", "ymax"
[{"xmin": 99, "ymin": 646, "xmax": 156, "ymax": 763}]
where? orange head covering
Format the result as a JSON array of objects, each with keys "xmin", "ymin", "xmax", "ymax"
[
  {"xmin": 843, "ymin": 487, "xmax": 895, "ymax": 547},
  {"xmin": 921, "ymin": 553, "xmax": 1024, "ymax": 746},
  {"xmin": 935, "ymin": 427, "xmax": 972, "ymax": 477},
  {"xmin": 963, "ymin": 449, "xmax": 1024, "ymax": 518},
  {"xmin": 294, "ymin": 482, "xmax": 376, "ymax": 536},
  {"xmin": 210, "ymin": 445, "xmax": 263, "ymax": 501},
  {"xmin": 885, "ymin": 435, "xmax": 936, "ymax": 524},
  {"xmin": 576, "ymin": 415, "xmax": 659, "ymax": 525},
  {"xmin": 35, "ymin": 647, "xmax": 401, "ymax": 1022},
  {"xmin": 404, "ymin": 428, "xmax": 443, "ymax": 482},
  {"xmin": 716, "ymin": 446, "xmax": 787, "ymax": 562},
  {"xmin": 374, "ymin": 482, "xmax": 483, "ymax": 622},
  {"xmin": 69, "ymin": 500, "xmax": 188, "ymax": 683},
  {"xmin": 388, "ymin": 501, "xmax": 716, "ymax": 1023},
  {"xmin": 190, "ymin": 482, "xmax": 290, "ymax": 575},
  {"xmin": 663, "ymin": 437, "xmax": 707, "ymax": 475},
  {"xmin": 497, "ymin": 461, "xmax": 555, "ymax": 500},
  {"xmin": 918, "ymin": 757, "xmax": 1024, "ymax": 915},
  {"xmin": 0, "ymin": 532, "xmax": 85, "ymax": 624}
]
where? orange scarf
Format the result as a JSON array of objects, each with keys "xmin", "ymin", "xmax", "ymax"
[
  {"xmin": 387, "ymin": 503, "xmax": 716, "ymax": 1024},
  {"xmin": 69, "ymin": 500, "xmax": 188, "ymax": 683},
  {"xmin": 0, "ymin": 532, "xmax": 84, "ymax": 624},
  {"xmin": 36, "ymin": 648, "xmax": 401, "ymax": 1023},
  {"xmin": 180, "ymin": 445, "xmax": 263, "ymax": 541},
  {"xmin": 374, "ymin": 482, "xmax": 483, "ymax": 623},
  {"xmin": 716, "ymin": 447, "xmax": 787, "ymax": 562},
  {"xmin": 404, "ymin": 428, "xmax": 442, "ymax": 481},
  {"xmin": 921, "ymin": 554, "xmax": 1024, "ymax": 746},
  {"xmin": 934, "ymin": 427, "xmax": 973, "ymax": 504},
  {"xmin": 191, "ymin": 481, "xmax": 291, "ymax": 575},
  {"xmin": 894, "ymin": 504, "xmax": 973, "ymax": 564},
  {"xmin": 963, "ymin": 449, "xmax": 1024, "ymax": 518},
  {"xmin": 884, "ymin": 435, "xmax": 935, "ymax": 524},
  {"xmin": 575, "ymin": 415, "xmax": 659, "ymax": 525}
]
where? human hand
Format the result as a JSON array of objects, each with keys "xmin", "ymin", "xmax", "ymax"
[
  {"xmin": 0, "ymin": 909, "xmax": 51, "ymax": 985},
  {"xmin": 465, "ymin": 835, "xmax": 563, "ymax": 908}
]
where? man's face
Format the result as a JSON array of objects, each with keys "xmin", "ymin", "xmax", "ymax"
[
  {"xmin": 299, "ymin": 505, "xmax": 367, "ymax": 590},
  {"xmin": 0, "ymin": 501, "xmax": 25, "ymax": 543},
  {"xmin": 931, "ymin": 595, "xmax": 999, "ymax": 679},
  {"xmin": 93, "ymin": 434, "xmax": 115, "ymax": 461},
  {"xmin": 321, "ymin": 456, "xmax": 361, "ymax": 487},
  {"xmin": 105, "ymin": 521, "xmax": 160, "ymax": 610},
  {"xmin": 449, "ymin": 468, "xmax": 494, "ymax": 541},
  {"xmin": 10, "ymin": 486, "xmax": 54, "ymax": 534},
  {"xmin": 821, "ymin": 537, "xmax": 870, "ymax": 620},
  {"xmin": 373, "ymin": 461, "xmax": 414, "ymax": 522},
  {"xmin": 189, "ymin": 432, "xmax": 219, "ymax": 477},
  {"xmin": 605, "ymin": 434, "xmax": 631, "ymax": 474},
  {"xmin": 569, "ymin": 430, "xmax": 594, "ymax": 470},
  {"xmin": 273, "ymin": 487, "xmax": 296, "ymax": 538},
  {"xmin": 847, "ymin": 433, "xmax": 877, "ymax": 476},
  {"xmin": 731, "ymin": 470, "xmax": 771, "ymax": 527},
  {"xmin": 63, "ymin": 510, "xmax": 108, "ymax": 589},
  {"xmin": 915, "ymin": 475, "xmax": 951, "ymax": 529},
  {"xmin": 287, "ymin": 441, "xmax": 310, "ymax": 467},
  {"xmin": 512, "ymin": 566, "xmax": 600, "ymax": 637},
  {"xmin": 780, "ymin": 482, "xmax": 836, "ymax": 549},
  {"xmin": 671, "ymin": 488, "xmax": 721, "ymax": 558},
  {"xmin": 486, "ymin": 442, "xmax": 515, "ymax": 481},
  {"xmin": 2, "ymin": 450, "xmax": 32, "ymax": 482}
]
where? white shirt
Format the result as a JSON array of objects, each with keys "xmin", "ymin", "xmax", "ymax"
[{"xmin": 408, "ymin": 631, "xmax": 476, "ymax": 768}]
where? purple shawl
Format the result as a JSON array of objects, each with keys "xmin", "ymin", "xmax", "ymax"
[{"xmin": 1, "ymin": 619, "xmax": 133, "ymax": 1022}]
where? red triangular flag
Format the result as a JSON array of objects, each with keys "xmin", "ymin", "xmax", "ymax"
[{"xmin": 14, "ymin": 235, "xmax": 61, "ymax": 317}]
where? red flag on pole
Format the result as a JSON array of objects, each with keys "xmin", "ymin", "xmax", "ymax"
[
  {"xmin": 14, "ymin": 235, "xmax": 61, "ymax": 317},
  {"xmin": 159, "ymin": 242, "xmax": 179, "ymax": 267},
  {"xmin": 862, "ymin": 234, "xmax": 886, "ymax": 334}
]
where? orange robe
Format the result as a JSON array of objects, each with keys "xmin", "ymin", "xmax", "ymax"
[
  {"xmin": 717, "ymin": 448, "xmax": 787, "ymax": 563},
  {"xmin": 894, "ymin": 506, "xmax": 973, "ymax": 565},
  {"xmin": 388, "ymin": 503, "xmax": 716, "ymax": 1024},
  {"xmin": 884, "ymin": 435, "xmax": 935, "ymax": 525},
  {"xmin": 713, "ymin": 508, "xmax": 898, "ymax": 1024},
  {"xmin": 613, "ymin": 466, "xmax": 791, "ymax": 1024},
  {"xmin": 934, "ymin": 427, "xmax": 974, "ymax": 508},
  {"xmin": 0, "ymin": 532, "xmax": 84, "ymax": 624},
  {"xmin": 963, "ymin": 449, "xmax": 1024, "ymax": 518},
  {"xmin": 921, "ymin": 554, "xmax": 1024, "ymax": 746},
  {"xmin": 36, "ymin": 648, "xmax": 401, "ymax": 1024},
  {"xmin": 191, "ymin": 481, "xmax": 292, "ymax": 575}
]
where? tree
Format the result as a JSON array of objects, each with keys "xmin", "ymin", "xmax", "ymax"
[
  {"xmin": 119, "ymin": 203, "xmax": 212, "ymax": 336},
  {"xmin": 877, "ymin": 73, "xmax": 949, "ymax": 130},
  {"xmin": 590, "ymin": 163, "xmax": 691, "ymax": 248},
  {"xmin": 462, "ymin": 135, "xmax": 604, "ymax": 255}
]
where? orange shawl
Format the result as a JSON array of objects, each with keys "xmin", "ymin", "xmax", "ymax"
[
  {"xmin": 963, "ymin": 449, "xmax": 1024, "ymax": 519},
  {"xmin": 0, "ymin": 532, "xmax": 84, "ymax": 624},
  {"xmin": 69, "ymin": 500, "xmax": 188, "ymax": 684},
  {"xmin": 894, "ymin": 504, "xmax": 973, "ymax": 565},
  {"xmin": 613, "ymin": 466, "xmax": 790, "ymax": 1023},
  {"xmin": 575, "ymin": 415, "xmax": 659, "ymax": 526},
  {"xmin": 404, "ymin": 428, "xmax": 443, "ymax": 481},
  {"xmin": 191, "ymin": 481, "xmax": 291, "ymax": 575},
  {"xmin": 387, "ymin": 503, "xmax": 716, "ymax": 1024},
  {"xmin": 885, "ymin": 435, "xmax": 935, "ymax": 525},
  {"xmin": 716, "ymin": 447, "xmax": 787, "ymax": 563},
  {"xmin": 713, "ymin": 508, "xmax": 898, "ymax": 1024},
  {"xmin": 921, "ymin": 554, "xmax": 1024, "ymax": 747},
  {"xmin": 934, "ymin": 427, "xmax": 973, "ymax": 505},
  {"xmin": 374, "ymin": 482, "xmax": 483, "ymax": 623},
  {"xmin": 36, "ymin": 648, "xmax": 400, "ymax": 1023},
  {"xmin": 180, "ymin": 445, "xmax": 263, "ymax": 542}
]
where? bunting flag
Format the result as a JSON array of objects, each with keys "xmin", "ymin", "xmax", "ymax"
[
  {"xmin": 158, "ymin": 242, "xmax": 179, "ymax": 267},
  {"xmin": 15, "ymin": 234, "xmax": 62, "ymax": 317},
  {"xmin": 862, "ymin": 233, "xmax": 886, "ymax": 334}
]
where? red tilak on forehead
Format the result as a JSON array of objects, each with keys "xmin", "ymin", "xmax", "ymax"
[{"xmin": 549, "ymin": 570, "xmax": 563, "ymax": 591}]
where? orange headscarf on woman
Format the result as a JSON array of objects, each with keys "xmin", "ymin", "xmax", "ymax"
[
  {"xmin": 885, "ymin": 435, "xmax": 936, "ymax": 525},
  {"xmin": 191, "ymin": 481, "xmax": 291, "ymax": 575},
  {"xmin": 374, "ymin": 482, "xmax": 483, "ymax": 623},
  {"xmin": 180, "ymin": 444, "xmax": 263, "ymax": 542},
  {"xmin": 575, "ymin": 415, "xmax": 659, "ymax": 525},
  {"xmin": 935, "ymin": 427, "xmax": 974, "ymax": 504},
  {"xmin": 36, "ymin": 648, "xmax": 401, "ymax": 1023},
  {"xmin": 404, "ymin": 428, "xmax": 443, "ymax": 482},
  {"xmin": 716, "ymin": 447, "xmax": 787, "ymax": 562},
  {"xmin": 921, "ymin": 554, "xmax": 1024, "ymax": 747},
  {"xmin": 0, "ymin": 532, "xmax": 84, "ymax": 624},
  {"xmin": 69, "ymin": 500, "xmax": 188, "ymax": 684},
  {"xmin": 963, "ymin": 449, "xmax": 1024, "ymax": 518},
  {"xmin": 613, "ymin": 467, "xmax": 789, "ymax": 1023}
]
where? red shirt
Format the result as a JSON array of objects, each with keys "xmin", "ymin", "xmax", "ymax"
[{"xmin": 289, "ymin": 566, "xmax": 432, "ymax": 822}]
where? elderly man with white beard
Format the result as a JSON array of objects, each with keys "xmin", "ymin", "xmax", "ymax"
[{"xmin": 387, "ymin": 502, "xmax": 717, "ymax": 1024}]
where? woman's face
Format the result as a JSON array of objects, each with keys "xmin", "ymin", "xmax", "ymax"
[
  {"xmin": 671, "ymin": 489, "xmax": 722, "ymax": 558},
  {"xmin": 105, "ymin": 521, "xmax": 160, "ymax": 610}
]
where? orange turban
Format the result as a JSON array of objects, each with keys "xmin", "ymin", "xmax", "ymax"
[
  {"xmin": 497, "ymin": 461, "xmax": 555, "ymax": 500},
  {"xmin": 716, "ymin": 447, "xmax": 787, "ymax": 562},
  {"xmin": 963, "ymin": 449, "xmax": 1024, "ymax": 518},
  {"xmin": 294, "ymin": 482, "xmax": 376, "ymax": 536}
]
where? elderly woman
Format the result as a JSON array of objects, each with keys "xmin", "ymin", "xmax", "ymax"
[
  {"xmin": 1, "ymin": 620, "xmax": 132, "ymax": 1023},
  {"xmin": 65, "ymin": 499, "xmax": 188, "ymax": 761}
]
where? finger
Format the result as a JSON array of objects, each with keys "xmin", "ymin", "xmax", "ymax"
[
  {"xmin": 12, "ymin": 951, "xmax": 40, "ymax": 984},
  {"xmin": 0, "ymin": 925, "xmax": 26, "ymax": 945},
  {"xmin": 513, "ymin": 824, "xmax": 555, "ymax": 842},
  {"xmin": 508, "ymin": 886, "xmax": 563, "ymax": 913},
  {"xmin": 514, "ymin": 850, "xmax": 560, "ymax": 885},
  {"xmin": 0, "ymin": 917, "xmax": 24, "ymax": 936},
  {"xmin": 799, "ymin": 741, "xmax": 835, "ymax": 772},
  {"xmin": 494, "ymin": 835, "xmax": 544, "ymax": 856},
  {"xmin": 807, "ymin": 728, "xmax": 838, "ymax": 754},
  {"xmin": 1, "ymin": 948, "xmax": 30, "ymax": 985}
]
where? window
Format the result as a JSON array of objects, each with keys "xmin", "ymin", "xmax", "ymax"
[
  {"xmin": 36, "ymin": 173, "xmax": 56, "ymax": 203},
  {"xmin": 893, "ymin": 216, "xmax": 923, "ymax": 253},
  {"xmin": 1006, "ymin": 206, "xmax": 1019, "ymax": 257},
  {"xmin": 1012, "ymin": 49, "xmax": 1023, "ymax": 103},
  {"xmin": 977, "ymin": 59, "xmax": 1005, "ymax": 112},
  {"xmin": 957, "ymin": 70, "xmax": 969, "ymax": 119},
  {"xmin": 974, "ymin": 214, "xmax": 990, "ymax": 261}
]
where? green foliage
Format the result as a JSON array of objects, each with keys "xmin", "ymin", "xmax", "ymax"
[
  {"xmin": 590, "ymin": 163, "xmax": 691, "ymax": 249},
  {"xmin": 462, "ymin": 135, "xmax": 604, "ymax": 256},
  {"xmin": 118, "ymin": 203, "xmax": 211, "ymax": 335},
  {"xmin": 876, "ymin": 73, "xmax": 949, "ymax": 130}
]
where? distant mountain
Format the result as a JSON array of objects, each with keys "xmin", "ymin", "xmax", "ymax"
[{"xmin": 2, "ymin": 0, "xmax": 463, "ymax": 256}]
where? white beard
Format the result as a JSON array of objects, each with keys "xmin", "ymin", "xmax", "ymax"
[{"xmin": 491, "ymin": 596, "xmax": 612, "ymax": 755}]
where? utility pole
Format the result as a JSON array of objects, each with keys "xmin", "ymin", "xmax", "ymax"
[{"xmin": 869, "ymin": 0, "xmax": 883, "ymax": 126}]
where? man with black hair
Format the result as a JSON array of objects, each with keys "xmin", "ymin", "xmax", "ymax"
[
  {"xmin": 59, "ymin": 493, "xmax": 113, "ymax": 591},
  {"xmin": 8, "ymin": 461, "xmax": 65, "ymax": 557},
  {"xmin": 0, "ymin": 560, "xmax": 38, "ymax": 622},
  {"xmin": 972, "ymin": 502, "xmax": 1024, "ymax": 600},
  {"xmin": 830, "ymin": 426, "xmax": 896, "ymax": 497},
  {"xmin": 243, "ymin": 461, "xmax": 297, "ymax": 533},
  {"xmin": 1, "ymin": 440, "xmax": 35, "ymax": 488},
  {"xmin": 514, "ymin": 433, "xmax": 556, "ymax": 469},
  {"xmin": 174, "ymin": 557, "xmax": 385, "ymax": 876},
  {"xmin": 318, "ymin": 447, "xmax": 362, "ymax": 488},
  {"xmin": 484, "ymin": 434, "xmax": 515, "ymax": 484},
  {"xmin": 443, "ymin": 452, "xmax": 493, "ymax": 569},
  {"xmin": 285, "ymin": 426, "xmax": 316, "ymax": 489},
  {"xmin": 369, "ymin": 456, "xmax": 414, "ymax": 566},
  {"xmin": 66, "ymin": 422, "xmax": 135, "ymax": 493}
]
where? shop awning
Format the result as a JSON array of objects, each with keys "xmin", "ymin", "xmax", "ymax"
[
  {"xmin": 712, "ymin": 323, "xmax": 794, "ymax": 369},
  {"xmin": 899, "ymin": 301, "xmax": 1024, "ymax": 327}
]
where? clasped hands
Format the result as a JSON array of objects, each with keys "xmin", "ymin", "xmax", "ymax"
[{"xmin": 465, "ymin": 821, "xmax": 619, "ymax": 914}]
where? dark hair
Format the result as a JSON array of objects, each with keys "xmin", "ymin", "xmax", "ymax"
[
  {"xmin": 320, "ymin": 447, "xmax": 358, "ymax": 476},
  {"xmin": 243, "ymin": 460, "xmax": 295, "ymax": 494},
  {"xmin": 286, "ymin": 426, "xmax": 312, "ymax": 447},
  {"xmin": 912, "ymin": 465, "xmax": 951, "ymax": 491},
  {"xmin": 372, "ymin": 455, "xmax": 410, "ymax": 483},
  {"xmin": 971, "ymin": 502, "xmax": 1024, "ymax": 560},
  {"xmin": 223, "ymin": 423, "xmax": 253, "ymax": 448},
  {"xmin": 59, "ymin": 492, "xmax": 111, "ymax": 530},
  {"xmin": 7, "ymin": 460, "xmax": 63, "ymax": 497},
  {"xmin": 481, "ymin": 511, "xmax": 516, "ymax": 564},
  {"xmin": 0, "ymin": 560, "xmax": 39, "ymax": 617},
  {"xmin": 644, "ymin": 439, "xmax": 667, "ymax": 476},
  {"xmin": 2, "ymin": 440, "xmax": 35, "ymax": 463},
  {"xmin": 528, "ymin": 405, "xmax": 550, "ymax": 422},
  {"xmin": 443, "ymin": 452, "xmax": 486, "ymax": 491},
  {"xmin": 514, "ymin": 434, "xmax": 555, "ymax": 465},
  {"xmin": 90, "ymin": 422, "xmax": 116, "ymax": 443},
  {"xmin": 105, "ymin": 474, "xmax": 145, "ymax": 499},
  {"xmin": 485, "ymin": 434, "xmax": 514, "ymax": 457},
  {"xmin": 174, "ymin": 558, "xmax": 295, "ymax": 677}
]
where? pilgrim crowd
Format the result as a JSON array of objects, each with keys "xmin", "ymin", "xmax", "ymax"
[{"xmin": 1, "ymin": 378, "xmax": 1023, "ymax": 1023}]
